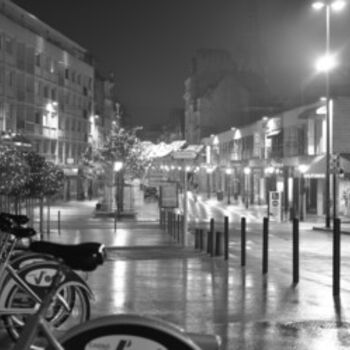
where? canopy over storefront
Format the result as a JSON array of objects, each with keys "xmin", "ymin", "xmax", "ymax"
[{"xmin": 303, "ymin": 154, "xmax": 350, "ymax": 178}]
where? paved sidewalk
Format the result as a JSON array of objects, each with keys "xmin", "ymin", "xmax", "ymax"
[{"xmin": 2, "ymin": 199, "xmax": 350, "ymax": 349}]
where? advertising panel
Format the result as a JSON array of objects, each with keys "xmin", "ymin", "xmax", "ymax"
[{"xmin": 160, "ymin": 182, "xmax": 178, "ymax": 208}]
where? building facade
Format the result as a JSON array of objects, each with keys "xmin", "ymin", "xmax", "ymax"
[
  {"xmin": 0, "ymin": 0, "xmax": 95, "ymax": 199},
  {"xmin": 200, "ymin": 96, "xmax": 350, "ymax": 220}
]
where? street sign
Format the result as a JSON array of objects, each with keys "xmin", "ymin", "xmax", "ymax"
[{"xmin": 172, "ymin": 151, "xmax": 197, "ymax": 159}]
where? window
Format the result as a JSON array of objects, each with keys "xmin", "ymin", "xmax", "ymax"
[
  {"xmin": 43, "ymin": 85, "xmax": 49, "ymax": 98},
  {"xmin": 35, "ymin": 53, "xmax": 41, "ymax": 67},
  {"xmin": 7, "ymin": 71, "xmax": 15, "ymax": 87},
  {"xmin": 35, "ymin": 111, "xmax": 41, "ymax": 124},
  {"xmin": 51, "ymin": 88, "xmax": 56, "ymax": 101},
  {"xmin": 5, "ymin": 37, "xmax": 13, "ymax": 55}
]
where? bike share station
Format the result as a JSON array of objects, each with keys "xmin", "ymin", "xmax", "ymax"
[{"xmin": 0, "ymin": 195, "xmax": 220, "ymax": 348}]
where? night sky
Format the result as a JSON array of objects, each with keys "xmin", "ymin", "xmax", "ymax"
[{"xmin": 11, "ymin": 0, "xmax": 350, "ymax": 127}]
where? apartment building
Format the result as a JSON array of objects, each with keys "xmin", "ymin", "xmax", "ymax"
[{"xmin": 0, "ymin": 0, "xmax": 94, "ymax": 198}]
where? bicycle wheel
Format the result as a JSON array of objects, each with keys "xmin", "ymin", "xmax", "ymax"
[
  {"xmin": 50, "ymin": 314, "xmax": 202, "ymax": 350},
  {"xmin": 3, "ymin": 280, "xmax": 90, "ymax": 341}
]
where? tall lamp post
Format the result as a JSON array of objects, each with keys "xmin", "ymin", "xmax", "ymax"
[
  {"xmin": 243, "ymin": 167, "xmax": 251, "ymax": 209},
  {"xmin": 225, "ymin": 168, "xmax": 232, "ymax": 204},
  {"xmin": 312, "ymin": 0, "xmax": 346, "ymax": 228},
  {"xmin": 114, "ymin": 161, "xmax": 123, "ymax": 215}
]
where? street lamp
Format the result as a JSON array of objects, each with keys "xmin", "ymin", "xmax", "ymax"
[
  {"xmin": 114, "ymin": 161, "xmax": 123, "ymax": 215},
  {"xmin": 225, "ymin": 168, "xmax": 232, "ymax": 204},
  {"xmin": 298, "ymin": 164, "xmax": 309, "ymax": 221},
  {"xmin": 312, "ymin": 0, "xmax": 346, "ymax": 228},
  {"xmin": 206, "ymin": 166, "xmax": 214, "ymax": 199}
]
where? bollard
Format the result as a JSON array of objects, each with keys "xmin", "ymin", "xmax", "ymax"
[
  {"xmin": 199, "ymin": 229, "xmax": 204, "ymax": 250},
  {"xmin": 215, "ymin": 232, "xmax": 224, "ymax": 256},
  {"xmin": 224, "ymin": 216, "xmax": 229, "ymax": 260},
  {"xmin": 58, "ymin": 210, "xmax": 61, "ymax": 236},
  {"xmin": 174, "ymin": 213, "xmax": 177, "ymax": 240},
  {"xmin": 333, "ymin": 218, "xmax": 341, "ymax": 297},
  {"xmin": 194, "ymin": 229, "xmax": 199, "ymax": 249},
  {"xmin": 262, "ymin": 217, "xmax": 269, "ymax": 274},
  {"xmin": 241, "ymin": 217, "xmax": 246, "ymax": 266},
  {"xmin": 210, "ymin": 219, "xmax": 215, "ymax": 257},
  {"xmin": 177, "ymin": 214, "xmax": 181, "ymax": 243},
  {"xmin": 292, "ymin": 217, "xmax": 299, "ymax": 284}
]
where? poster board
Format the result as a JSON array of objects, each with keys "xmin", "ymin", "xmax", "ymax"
[
  {"xmin": 160, "ymin": 182, "xmax": 178, "ymax": 208},
  {"xmin": 269, "ymin": 191, "xmax": 282, "ymax": 222}
]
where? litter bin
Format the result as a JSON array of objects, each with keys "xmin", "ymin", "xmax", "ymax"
[{"xmin": 216, "ymin": 191, "xmax": 224, "ymax": 201}]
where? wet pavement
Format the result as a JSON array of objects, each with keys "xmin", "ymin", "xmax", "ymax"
[{"xmin": 2, "ymin": 197, "xmax": 350, "ymax": 349}]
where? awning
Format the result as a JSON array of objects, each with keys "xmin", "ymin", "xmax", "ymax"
[
  {"xmin": 303, "ymin": 154, "xmax": 350, "ymax": 178},
  {"xmin": 303, "ymin": 155, "xmax": 326, "ymax": 178},
  {"xmin": 266, "ymin": 129, "xmax": 281, "ymax": 137}
]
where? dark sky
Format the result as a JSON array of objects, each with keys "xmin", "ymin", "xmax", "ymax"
[{"xmin": 11, "ymin": 0, "xmax": 350, "ymax": 127}]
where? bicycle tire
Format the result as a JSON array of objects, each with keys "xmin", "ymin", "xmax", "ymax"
[
  {"xmin": 49, "ymin": 314, "xmax": 202, "ymax": 350},
  {"xmin": 3, "ymin": 281, "xmax": 90, "ymax": 341},
  {"xmin": 1, "ymin": 260, "xmax": 91, "ymax": 341}
]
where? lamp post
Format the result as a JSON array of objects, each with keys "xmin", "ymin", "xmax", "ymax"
[
  {"xmin": 114, "ymin": 161, "xmax": 123, "ymax": 215},
  {"xmin": 206, "ymin": 166, "xmax": 213, "ymax": 199},
  {"xmin": 312, "ymin": 0, "xmax": 346, "ymax": 228},
  {"xmin": 243, "ymin": 167, "xmax": 251, "ymax": 209},
  {"xmin": 298, "ymin": 165, "xmax": 309, "ymax": 221},
  {"xmin": 225, "ymin": 168, "xmax": 232, "ymax": 204}
]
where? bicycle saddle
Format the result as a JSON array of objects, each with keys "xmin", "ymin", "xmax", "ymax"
[
  {"xmin": 0, "ymin": 212, "xmax": 30, "ymax": 225},
  {"xmin": 0, "ymin": 212, "xmax": 36, "ymax": 238},
  {"xmin": 29, "ymin": 241, "xmax": 106, "ymax": 271}
]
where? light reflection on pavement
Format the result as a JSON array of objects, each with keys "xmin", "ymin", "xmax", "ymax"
[{"xmin": 2, "ymin": 198, "xmax": 350, "ymax": 349}]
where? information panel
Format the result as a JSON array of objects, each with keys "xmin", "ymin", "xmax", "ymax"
[
  {"xmin": 160, "ymin": 182, "xmax": 178, "ymax": 208},
  {"xmin": 269, "ymin": 191, "xmax": 282, "ymax": 222}
]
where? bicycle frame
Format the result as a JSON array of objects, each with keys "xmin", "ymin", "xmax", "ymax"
[{"xmin": 12, "ymin": 269, "xmax": 67, "ymax": 350}]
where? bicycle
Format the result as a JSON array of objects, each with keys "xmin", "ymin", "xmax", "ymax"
[
  {"xmin": 12, "ymin": 253, "xmax": 221, "ymax": 350},
  {"xmin": 0, "ymin": 212, "xmax": 105, "ymax": 340}
]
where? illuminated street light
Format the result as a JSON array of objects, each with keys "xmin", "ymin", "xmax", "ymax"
[
  {"xmin": 312, "ymin": 0, "xmax": 346, "ymax": 228},
  {"xmin": 315, "ymin": 54, "xmax": 337, "ymax": 72},
  {"xmin": 114, "ymin": 161, "xmax": 123, "ymax": 215}
]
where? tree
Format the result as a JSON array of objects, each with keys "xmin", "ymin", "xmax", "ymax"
[
  {"xmin": 23, "ymin": 151, "xmax": 64, "ymax": 198},
  {"xmin": 0, "ymin": 145, "xmax": 29, "ymax": 198},
  {"xmin": 82, "ymin": 124, "xmax": 150, "ymax": 211}
]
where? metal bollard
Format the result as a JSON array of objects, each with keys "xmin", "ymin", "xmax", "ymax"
[
  {"xmin": 210, "ymin": 219, "xmax": 215, "ymax": 257},
  {"xmin": 58, "ymin": 210, "xmax": 61, "ymax": 236},
  {"xmin": 215, "ymin": 232, "xmax": 224, "ymax": 256},
  {"xmin": 199, "ymin": 229, "xmax": 204, "ymax": 250},
  {"xmin": 241, "ymin": 217, "xmax": 246, "ymax": 266},
  {"xmin": 224, "ymin": 216, "xmax": 229, "ymax": 260},
  {"xmin": 333, "ymin": 218, "xmax": 341, "ymax": 297},
  {"xmin": 262, "ymin": 217, "xmax": 269, "ymax": 274},
  {"xmin": 292, "ymin": 217, "xmax": 299, "ymax": 284}
]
